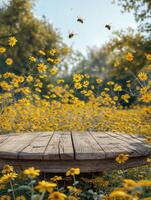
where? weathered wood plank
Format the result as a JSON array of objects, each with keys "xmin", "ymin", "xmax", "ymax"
[
  {"xmin": 90, "ymin": 132, "xmax": 139, "ymax": 158},
  {"xmin": 72, "ymin": 132, "xmax": 105, "ymax": 160},
  {"xmin": 19, "ymin": 132, "xmax": 53, "ymax": 160},
  {"xmin": 106, "ymin": 132, "xmax": 151, "ymax": 156},
  {"xmin": 0, "ymin": 133, "xmax": 40, "ymax": 159},
  {"xmin": 0, "ymin": 156, "xmax": 148, "ymax": 173},
  {"xmin": 0, "ymin": 135, "xmax": 9, "ymax": 144},
  {"xmin": 44, "ymin": 132, "xmax": 74, "ymax": 160}
]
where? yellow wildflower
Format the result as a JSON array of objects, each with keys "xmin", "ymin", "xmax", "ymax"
[
  {"xmin": 37, "ymin": 63, "xmax": 47, "ymax": 73},
  {"xmin": 5, "ymin": 58, "xmax": 13, "ymax": 65},
  {"xmin": 48, "ymin": 192, "xmax": 67, "ymax": 200},
  {"xmin": 49, "ymin": 49, "xmax": 57, "ymax": 55},
  {"xmin": 50, "ymin": 67, "xmax": 58, "ymax": 75},
  {"xmin": 29, "ymin": 56, "xmax": 36, "ymax": 62},
  {"xmin": 16, "ymin": 196, "xmax": 26, "ymax": 200},
  {"xmin": 125, "ymin": 52, "xmax": 134, "ymax": 61},
  {"xmin": 8, "ymin": 36, "xmax": 17, "ymax": 47},
  {"xmin": 23, "ymin": 167, "xmax": 40, "ymax": 178},
  {"xmin": 0, "ymin": 195, "xmax": 11, "ymax": 200},
  {"xmin": 66, "ymin": 168, "xmax": 80, "ymax": 176},
  {"xmin": 114, "ymin": 84, "xmax": 122, "ymax": 92},
  {"xmin": 51, "ymin": 176, "xmax": 62, "ymax": 182},
  {"xmin": 2, "ymin": 165, "xmax": 14, "ymax": 174},
  {"xmin": 0, "ymin": 47, "xmax": 6, "ymax": 54},
  {"xmin": 146, "ymin": 53, "xmax": 151, "ymax": 61},
  {"xmin": 35, "ymin": 180, "xmax": 56, "ymax": 193},
  {"xmin": 26, "ymin": 75, "xmax": 33, "ymax": 82},
  {"xmin": 38, "ymin": 50, "xmax": 46, "ymax": 56},
  {"xmin": 115, "ymin": 154, "xmax": 129, "ymax": 164},
  {"xmin": 138, "ymin": 72, "xmax": 148, "ymax": 81}
]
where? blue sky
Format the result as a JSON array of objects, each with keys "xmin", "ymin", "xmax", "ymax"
[
  {"xmin": 35, "ymin": 0, "xmax": 136, "ymax": 54},
  {"xmin": 1, "ymin": 0, "xmax": 137, "ymax": 54}
]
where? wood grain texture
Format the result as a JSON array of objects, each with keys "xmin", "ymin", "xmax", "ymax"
[
  {"xmin": 106, "ymin": 132, "xmax": 151, "ymax": 156},
  {"xmin": 19, "ymin": 132, "xmax": 53, "ymax": 160},
  {"xmin": 0, "ymin": 156, "xmax": 148, "ymax": 173},
  {"xmin": 44, "ymin": 131, "xmax": 74, "ymax": 160},
  {"xmin": 0, "ymin": 133, "xmax": 40, "ymax": 159},
  {"xmin": 0, "ymin": 131, "xmax": 150, "ymax": 173},
  {"xmin": 72, "ymin": 132, "xmax": 105, "ymax": 160}
]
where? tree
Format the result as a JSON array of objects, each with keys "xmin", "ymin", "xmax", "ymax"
[
  {"xmin": 114, "ymin": 0, "xmax": 151, "ymax": 35},
  {"xmin": 0, "ymin": 0, "xmax": 66, "ymax": 74}
]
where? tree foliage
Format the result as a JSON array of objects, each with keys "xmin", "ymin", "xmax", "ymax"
[
  {"xmin": 114, "ymin": 0, "xmax": 151, "ymax": 35},
  {"xmin": 0, "ymin": 0, "xmax": 66, "ymax": 74}
]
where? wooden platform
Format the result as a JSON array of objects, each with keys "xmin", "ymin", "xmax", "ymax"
[{"xmin": 0, "ymin": 132, "xmax": 150, "ymax": 173}]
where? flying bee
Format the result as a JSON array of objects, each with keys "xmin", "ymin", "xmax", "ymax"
[
  {"xmin": 105, "ymin": 24, "xmax": 111, "ymax": 30},
  {"xmin": 68, "ymin": 32, "xmax": 77, "ymax": 39},
  {"xmin": 77, "ymin": 16, "xmax": 84, "ymax": 24}
]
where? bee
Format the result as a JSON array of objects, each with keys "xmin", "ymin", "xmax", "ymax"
[
  {"xmin": 77, "ymin": 16, "xmax": 84, "ymax": 24},
  {"xmin": 105, "ymin": 24, "xmax": 111, "ymax": 30},
  {"xmin": 68, "ymin": 32, "xmax": 76, "ymax": 39}
]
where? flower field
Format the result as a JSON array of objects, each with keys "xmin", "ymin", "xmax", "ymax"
[
  {"xmin": 0, "ymin": 0, "xmax": 151, "ymax": 198},
  {"xmin": 0, "ymin": 36, "xmax": 151, "ymax": 199},
  {"xmin": 0, "ymin": 38, "xmax": 151, "ymax": 135}
]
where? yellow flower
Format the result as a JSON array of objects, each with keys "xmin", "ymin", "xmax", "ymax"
[
  {"xmin": 0, "ymin": 47, "xmax": 6, "ymax": 54},
  {"xmin": 146, "ymin": 53, "xmax": 151, "ymax": 61},
  {"xmin": 47, "ymin": 57, "xmax": 54, "ymax": 62},
  {"xmin": 49, "ymin": 49, "xmax": 57, "ymax": 55},
  {"xmin": 137, "ymin": 180, "xmax": 151, "ymax": 187},
  {"xmin": 83, "ymin": 81, "xmax": 89, "ymax": 88},
  {"xmin": 67, "ymin": 186, "xmax": 81, "ymax": 194},
  {"xmin": 2, "ymin": 165, "xmax": 14, "ymax": 174},
  {"xmin": 96, "ymin": 79, "xmax": 103, "ymax": 84},
  {"xmin": 23, "ymin": 167, "xmax": 40, "ymax": 178},
  {"xmin": 145, "ymin": 137, "xmax": 151, "ymax": 143},
  {"xmin": 38, "ymin": 50, "xmax": 46, "ymax": 56},
  {"xmin": 73, "ymin": 74, "xmax": 83, "ymax": 82},
  {"xmin": 125, "ymin": 52, "xmax": 134, "ymax": 61},
  {"xmin": 115, "ymin": 154, "xmax": 129, "ymax": 164},
  {"xmin": 0, "ymin": 172, "xmax": 17, "ymax": 183},
  {"xmin": 0, "ymin": 195, "xmax": 11, "ymax": 200},
  {"xmin": 16, "ymin": 196, "xmax": 26, "ymax": 200},
  {"xmin": 121, "ymin": 94, "xmax": 130, "ymax": 103},
  {"xmin": 140, "ymin": 86, "xmax": 149, "ymax": 94},
  {"xmin": 26, "ymin": 75, "xmax": 33, "ymax": 82},
  {"xmin": 35, "ymin": 180, "xmax": 57, "ymax": 193},
  {"xmin": 147, "ymin": 64, "xmax": 151, "ymax": 70},
  {"xmin": 54, "ymin": 58, "xmax": 61, "ymax": 64},
  {"xmin": 140, "ymin": 92, "xmax": 151, "ymax": 103},
  {"xmin": 50, "ymin": 67, "xmax": 58, "ymax": 75},
  {"xmin": 66, "ymin": 168, "xmax": 80, "ymax": 176},
  {"xmin": 5, "ymin": 58, "xmax": 13, "ymax": 65},
  {"xmin": 138, "ymin": 72, "xmax": 148, "ymax": 81},
  {"xmin": 8, "ymin": 36, "xmax": 17, "ymax": 47},
  {"xmin": 48, "ymin": 192, "xmax": 67, "ymax": 200},
  {"xmin": 123, "ymin": 179, "xmax": 136, "ymax": 189},
  {"xmin": 51, "ymin": 176, "xmax": 62, "ymax": 182},
  {"xmin": 74, "ymin": 82, "xmax": 82, "ymax": 89},
  {"xmin": 113, "ymin": 84, "xmax": 122, "ymax": 92},
  {"xmin": 109, "ymin": 189, "xmax": 132, "ymax": 199},
  {"xmin": 37, "ymin": 63, "xmax": 47, "ymax": 73},
  {"xmin": 29, "ymin": 56, "xmax": 36, "ymax": 62},
  {"xmin": 57, "ymin": 79, "xmax": 64, "ymax": 84}
]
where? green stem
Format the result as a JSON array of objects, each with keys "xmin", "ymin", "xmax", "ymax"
[
  {"xmin": 10, "ymin": 180, "xmax": 16, "ymax": 200},
  {"xmin": 40, "ymin": 191, "xmax": 46, "ymax": 200}
]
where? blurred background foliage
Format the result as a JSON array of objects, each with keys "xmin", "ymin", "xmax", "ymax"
[{"xmin": 0, "ymin": 0, "xmax": 151, "ymax": 105}]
